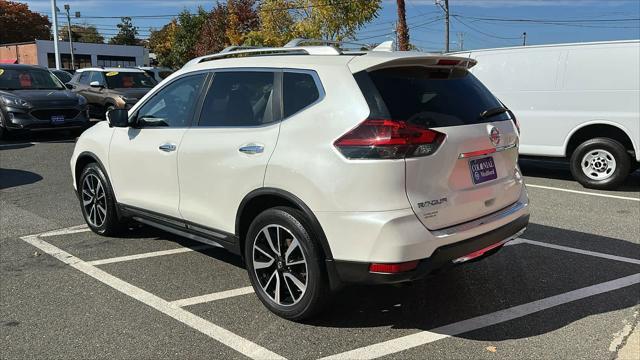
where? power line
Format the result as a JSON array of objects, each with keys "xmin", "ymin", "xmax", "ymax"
[{"xmin": 452, "ymin": 16, "xmax": 524, "ymax": 40}]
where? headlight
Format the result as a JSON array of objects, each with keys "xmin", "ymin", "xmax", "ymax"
[
  {"xmin": 78, "ymin": 95, "xmax": 87, "ymax": 106},
  {"xmin": 0, "ymin": 95, "xmax": 32, "ymax": 108}
]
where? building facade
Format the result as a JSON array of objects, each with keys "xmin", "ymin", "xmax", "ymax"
[{"xmin": 0, "ymin": 40, "xmax": 149, "ymax": 69}]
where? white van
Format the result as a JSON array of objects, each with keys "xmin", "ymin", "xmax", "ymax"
[{"xmin": 454, "ymin": 40, "xmax": 640, "ymax": 189}]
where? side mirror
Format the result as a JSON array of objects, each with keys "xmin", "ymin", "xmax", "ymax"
[
  {"xmin": 89, "ymin": 81, "xmax": 103, "ymax": 88},
  {"xmin": 107, "ymin": 108, "xmax": 129, "ymax": 128},
  {"xmin": 65, "ymin": 83, "xmax": 74, "ymax": 90}
]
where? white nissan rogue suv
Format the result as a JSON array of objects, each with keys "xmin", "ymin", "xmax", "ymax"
[{"xmin": 70, "ymin": 42, "xmax": 530, "ymax": 320}]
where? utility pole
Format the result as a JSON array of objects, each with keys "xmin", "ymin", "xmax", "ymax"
[
  {"xmin": 522, "ymin": 32, "xmax": 527, "ymax": 46},
  {"xmin": 64, "ymin": 4, "xmax": 75, "ymax": 70},
  {"xmin": 50, "ymin": 0, "xmax": 61, "ymax": 69},
  {"xmin": 396, "ymin": 0, "xmax": 410, "ymax": 51},
  {"xmin": 436, "ymin": 0, "xmax": 450, "ymax": 52},
  {"xmin": 457, "ymin": 32, "xmax": 464, "ymax": 51}
]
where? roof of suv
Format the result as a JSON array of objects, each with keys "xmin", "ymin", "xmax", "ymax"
[{"xmin": 76, "ymin": 67, "xmax": 145, "ymax": 73}]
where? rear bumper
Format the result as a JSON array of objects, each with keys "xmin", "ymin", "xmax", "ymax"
[{"xmin": 333, "ymin": 213, "xmax": 529, "ymax": 284}]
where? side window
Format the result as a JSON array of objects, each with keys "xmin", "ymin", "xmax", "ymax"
[
  {"xmin": 198, "ymin": 71, "xmax": 275, "ymax": 127},
  {"xmin": 283, "ymin": 72, "xmax": 320, "ymax": 118},
  {"xmin": 135, "ymin": 73, "xmax": 207, "ymax": 128},
  {"xmin": 78, "ymin": 72, "xmax": 90, "ymax": 85},
  {"xmin": 89, "ymin": 71, "xmax": 104, "ymax": 85}
]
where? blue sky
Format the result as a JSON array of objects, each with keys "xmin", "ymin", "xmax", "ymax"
[{"xmin": 20, "ymin": 0, "xmax": 640, "ymax": 51}]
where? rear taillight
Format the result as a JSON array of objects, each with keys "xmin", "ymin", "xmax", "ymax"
[{"xmin": 334, "ymin": 119, "xmax": 446, "ymax": 160}]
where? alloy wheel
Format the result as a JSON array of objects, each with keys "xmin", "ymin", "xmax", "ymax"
[
  {"xmin": 252, "ymin": 224, "xmax": 308, "ymax": 306},
  {"xmin": 581, "ymin": 149, "xmax": 617, "ymax": 181},
  {"xmin": 82, "ymin": 173, "xmax": 107, "ymax": 227}
]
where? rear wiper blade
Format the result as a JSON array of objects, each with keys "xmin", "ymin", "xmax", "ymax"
[{"xmin": 480, "ymin": 107, "xmax": 509, "ymax": 119}]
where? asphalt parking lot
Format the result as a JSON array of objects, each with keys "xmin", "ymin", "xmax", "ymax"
[{"xmin": 1, "ymin": 131, "xmax": 639, "ymax": 359}]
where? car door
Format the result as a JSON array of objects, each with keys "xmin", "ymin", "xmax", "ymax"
[
  {"xmin": 178, "ymin": 69, "xmax": 281, "ymax": 234},
  {"xmin": 109, "ymin": 72, "xmax": 208, "ymax": 218}
]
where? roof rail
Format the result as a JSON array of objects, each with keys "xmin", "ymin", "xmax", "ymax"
[
  {"xmin": 285, "ymin": 38, "xmax": 373, "ymax": 50},
  {"xmin": 219, "ymin": 45, "xmax": 259, "ymax": 53},
  {"xmin": 183, "ymin": 46, "xmax": 341, "ymax": 68}
]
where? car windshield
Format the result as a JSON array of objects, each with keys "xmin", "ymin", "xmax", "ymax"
[
  {"xmin": 52, "ymin": 70, "xmax": 72, "ymax": 83},
  {"xmin": 0, "ymin": 68, "xmax": 65, "ymax": 90},
  {"xmin": 104, "ymin": 71, "xmax": 157, "ymax": 89}
]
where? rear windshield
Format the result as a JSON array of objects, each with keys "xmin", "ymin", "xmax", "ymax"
[
  {"xmin": 104, "ymin": 71, "xmax": 156, "ymax": 89},
  {"xmin": 354, "ymin": 66, "xmax": 509, "ymax": 127}
]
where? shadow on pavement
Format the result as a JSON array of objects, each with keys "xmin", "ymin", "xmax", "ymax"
[
  {"xmin": 303, "ymin": 223, "xmax": 639, "ymax": 341},
  {"xmin": 519, "ymin": 157, "xmax": 640, "ymax": 191},
  {"xmin": 0, "ymin": 168, "xmax": 43, "ymax": 190}
]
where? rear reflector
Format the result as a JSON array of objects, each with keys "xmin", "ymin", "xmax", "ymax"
[
  {"xmin": 452, "ymin": 239, "xmax": 509, "ymax": 264},
  {"xmin": 334, "ymin": 119, "xmax": 445, "ymax": 159},
  {"xmin": 458, "ymin": 148, "xmax": 497, "ymax": 159},
  {"xmin": 369, "ymin": 260, "xmax": 419, "ymax": 273}
]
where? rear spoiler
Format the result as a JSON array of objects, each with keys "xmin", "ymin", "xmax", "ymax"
[{"xmin": 348, "ymin": 53, "xmax": 477, "ymax": 73}]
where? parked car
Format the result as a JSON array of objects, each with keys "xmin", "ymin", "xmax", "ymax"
[
  {"xmin": 70, "ymin": 44, "xmax": 529, "ymax": 320},
  {"xmin": 452, "ymin": 40, "xmax": 640, "ymax": 189},
  {"xmin": 67, "ymin": 67, "xmax": 157, "ymax": 119},
  {"xmin": 50, "ymin": 69, "xmax": 73, "ymax": 84},
  {"xmin": 0, "ymin": 64, "xmax": 89, "ymax": 138},
  {"xmin": 137, "ymin": 66, "xmax": 173, "ymax": 83}
]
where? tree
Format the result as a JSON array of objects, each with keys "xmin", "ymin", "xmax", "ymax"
[
  {"xmin": 246, "ymin": 0, "xmax": 295, "ymax": 47},
  {"xmin": 293, "ymin": 0, "xmax": 381, "ymax": 41},
  {"xmin": 109, "ymin": 17, "xmax": 139, "ymax": 45},
  {"xmin": 59, "ymin": 24, "xmax": 104, "ymax": 44},
  {"xmin": 226, "ymin": 0, "xmax": 259, "ymax": 46},
  {"xmin": 396, "ymin": 0, "xmax": 409, "ymax": 51},
  {"xmin": 149, "ymin": 20, "xmax": 178, "ymax": 67},
  {"xmin": 172, "ymin": 7, "xmax": 208, "ymax": 66},
  {"xmin": 0, "ymin": 0, "xmax": 51, "ymax": 43},
  {"xmin": 194, "ymin": 3, "xmax": 229, "ymax": 57}
]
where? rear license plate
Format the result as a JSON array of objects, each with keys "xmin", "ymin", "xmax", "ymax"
[
  {"xmin": 469, "ymin": 156, "xmax": 497, "ymax": 184},
  {"xmin": 51, "ymin": 115, "xmax": 65, "ymax": 124}
]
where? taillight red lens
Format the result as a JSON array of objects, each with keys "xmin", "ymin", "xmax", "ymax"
[
  {"xmin": 334, "ymin": 119, "xmax": 445, "ymax": 159},
  {"xmin": 369, "ymin": 260, "xmax": 419, "ymax": 273}
]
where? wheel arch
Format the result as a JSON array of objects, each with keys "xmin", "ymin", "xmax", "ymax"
[
  {"xmin": 236, "ymin": 188, "xmax": 334, "ymax": 262},
  {"xmin": 564, "ymin": 121, "xmax": 638, "ymax": 160}
]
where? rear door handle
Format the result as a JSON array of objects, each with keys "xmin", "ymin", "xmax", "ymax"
[
  {"xmin": 239, "ymin": 144, "xmax": 264, "ymax": 155},
  {"xmin": 159, "ymin": 143, "xmax": 177, "ymax": 152}
]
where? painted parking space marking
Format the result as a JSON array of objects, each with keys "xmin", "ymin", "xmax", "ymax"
[
  {"xmin": 20, "ymin": 231, "xmax": 286, "ymax": 360},
  {"xmin": 320, "ymin": 273, "xmax": 640, "ymax": 360},
  {"xmin": 23, "ymin": 224, "xmax": 640, "ymax": 359},
  {"xmin": 87, "ymin": 245, "xmax": 213, "ymax": 266},
  {"xmin": 170, "ymin": 286, "xmax": 256, "ymax": 308},
  {"xmin": 39, "ymin": 224, "xmax": 90, "ymax": 237},
  {"xmin": 520, "ymin": 238, "xmax": 640, "ymax": 265},
  {"xmin": 526, "ymin": 183, "xmax": 640, "ymax": 202}
]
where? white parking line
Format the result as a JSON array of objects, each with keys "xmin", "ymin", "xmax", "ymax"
[
  {"xmin": 520, "ymin": 238, "xmax": 640, "ymax": 265},
  {"xmin": 87, "ymin": 245, "xmax": 213, "ymax": 266},
  {"xmin": 20, "ymin": 233, "xmax": 285, "ymax": 360},
  {"xmin": 321, "ymin": 273, "xmax": 640, "ymax": 360},
  {"xmin": 39, "ymin": 224, "xmax": 90, "ymax": 237},
  {"xmin": 526, "ymin": 184, "xmax": 640, "ymax": 202},
  {"xmin": 170, "ymin": 287, "xmax": 256, "ymax": 307}
]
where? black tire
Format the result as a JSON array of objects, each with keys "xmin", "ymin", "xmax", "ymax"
[
  {"xmin": 569, "ymin": 137, "xmax": 631, "ymax": 190},
  {"xmin": 78, "ymin": 163, "xmax": 125, "ymax": 236},
  {"xmin": 244, "ymin": 206, "xmax": 329, "ymax": 321}
]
